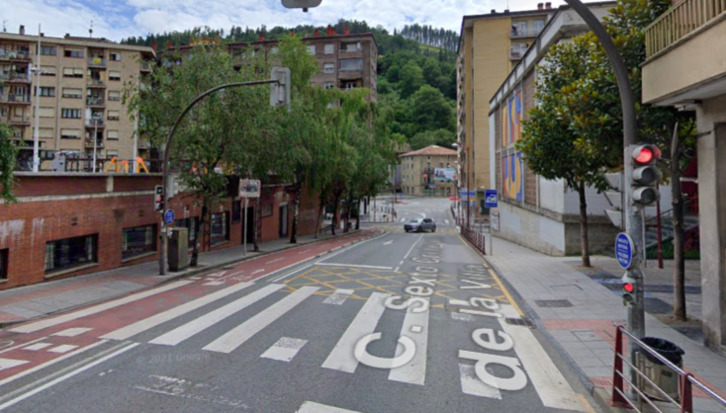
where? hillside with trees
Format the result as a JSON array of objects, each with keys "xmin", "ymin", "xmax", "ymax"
[{"xmin": 122, "ymin": 18, "xmax": 458, "ymax": 151}]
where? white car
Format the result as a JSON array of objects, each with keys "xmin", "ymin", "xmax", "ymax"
[{"xmin": 404, "ymin": 218, "xmax": 436, "ymax": 233}]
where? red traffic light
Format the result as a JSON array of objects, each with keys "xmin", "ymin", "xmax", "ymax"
[
  {"xmin": 623, "ymin": 283, "xmax": 634, "ymax": 293},
  {"xmin": 423, "ymin": 174, "xmax": 428, "ymax": 178},
  {"xmin": 632, "ymin": 145, "xmax": 661, "ymax": 164}
]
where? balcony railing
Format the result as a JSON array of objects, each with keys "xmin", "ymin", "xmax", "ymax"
[
  {"xmin": 0, "ymin": 93, "xmax": 30, "ymax": 103},
  {"xmin": 510, "ymin": 49, "xmax": 525, "ymax": 60},
  {"xmin": 0, "ymin": 72, "xmax": 29, "ymax": 82},
  {"xmin": 645, "ymin": 0, "xmax": 726, "ymax": 58},
  {"xmin": 88, "ymin": 57, "xmax": 106, "ymax": 67},
  {"xmin": 86, "ymin": 97, "xmax": 105, "ymax": 106},
  {"xmin": 9, "ymin": 116, "xmax": 30, "ymax": 125},
  {"xmin": 510, "ymin": 28, "xmax": 541, "ymax": 38},
  {"xmin": 87, "ymin": 79, "xmax": 106, "ymax": 88},
  {"xmin": 84, "ymin": 139, "xmax": 104, "ymax": 148},
  {"xmin": 140, "ymin": 61, "xmax": 152, "ymax": 72},
  {"xmin": 85, "ymin": 118, "xmax": 105, "ymax": 128},
  {"xmin": 0, "ymin": 51, "xmax": 30, "ymax": 60}
]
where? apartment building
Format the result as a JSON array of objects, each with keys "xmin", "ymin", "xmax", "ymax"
[
  {"xmin": 456, "ymin": 4, "xmax": 554, "ymax": 224},
  {"xmin": 399, "ymin": 145, "xmax": 457, "ymax": 197},
  {"xmin": 0, "ymin": 27, "xmax": 155, "ymax": 170},
  {"xmin": 641, "ymin": 0, "xmax": 726, "ymax": 352}
]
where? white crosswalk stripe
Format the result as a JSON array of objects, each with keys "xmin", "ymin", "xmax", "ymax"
[
  {"xmin": 203, "ymin": 286, "xmax": 319, "ymax": 354},
  {"xmin": 297, "ymin": 401, "xmax": 363, "ymax": 413},
  {"xmin": 260, "ymin": 337, "xmax": 308, "ymax": 362},
  {"xmin": 322, "ymin": 292, "xmax": 389, "ymax": 373},
  {"xmin": 150, "ymin": 283, "xmax": 284, "ymax": 346}
]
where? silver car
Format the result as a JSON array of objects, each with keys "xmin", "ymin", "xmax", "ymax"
[{"xmin": 404, "ymin": 218, "xmax": 436, "ymax": 233}]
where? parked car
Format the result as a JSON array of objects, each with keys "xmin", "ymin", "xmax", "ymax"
[{"xmin": 404, "ymin": 218, "xmax": 436, "ymax": 233}]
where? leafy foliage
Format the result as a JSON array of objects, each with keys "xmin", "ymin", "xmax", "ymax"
[{"xmin": 0, "ymin": 123, "xmax": 17, "ymax": 203}]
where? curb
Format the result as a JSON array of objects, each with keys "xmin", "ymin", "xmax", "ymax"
[{"xmin": 0, "ymin": 229, "xmax": 378, "ymax": 329}]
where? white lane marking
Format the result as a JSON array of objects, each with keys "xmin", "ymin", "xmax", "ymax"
[
  {"xmin": 0, "ymin": 342, "xmax": 139, "ymax": 411},
  {"xmin": 102, "ymin": 282, "xmax": 254, "ymax": 341},
  {"xmin": 0, "ymin": 337, "xmax": 48, "ymax": 355},
  {"xmin": 322, "ymin": 292, "xmax": 389, "ymax": 373},
  {"xmin": 0, "ymin": 340, "xmax": 106, "ymax": 388},
  {"xmin": 150, "ymin": 284, "xmax": 284, "ymax": 346},
  {"xmin": 401, "ymin": 234, "xmax": 424, "ymax": 261},
  {"xmin": 203, "ymin": 286, "xmax": 319, "ymax": 354},
  {"xmin": 202, "ymin": 281, "xmax": 225, "ymax": 287},
  {"xmin": 48, "ymin": 344, "xmax": 78, "ymax": 354},
  {"xmin": 52, "ymin": 328, "xmax": 93, "ymax": 337},
  {"xmin": 316, "ymin": 263, "xmax": 393, "ymax": 270},
  {"xmin": 297, "ymin": 401, "xmax": 363, "ymax": 413},
  {"xmin": 0, "ymin": 358, "xmax": 27, "ymax": 371},
  {"xmin": 260, "ymin": 337, "xmax": 308, "ymax": 362},
  {"xmin": 394, "ymin": 267, "xmax": 400, "ymax": 273},
  {"xmin": 10, "ymin": 281, "xmax": 193, "ymax": 334},
  {"xmin": 266, "ymin": 257, "xmax": 284, "ymax": 264},
  {"xmin": 189, "ymin": 277, "xmax": 202, "ymax": 280},
  {"xmin": 272, "ymin": 263, "xmax": 314, "ymax": 283},
  {"xmin": 383, "ymin": 240, "xmax": 393, "ymax": 246},
  {"xmin": 498, "ymin": 305, "xmax": 585, "ymax": 412},
  {"xmin": 297, "ymin": 249, "xmax": 311, "ymax": 255},
  {"xmin": 323, "ymin": 289, "xmax": 354, "ymax": 305},
  {"xmin": 23, "ymin": 343, "xmax": 53, "ymax": 351},
  {"xmin": 388, "ymin": 299, "xmax": 430, "ymax": 385},
  {"xmin": 459, "ymin": 363, "xmax": 502, "ymax": 399},
  {"xmin": 252, "ymin": 269, "xmax": 265, "ymax": 275},
  {"xmin": 206, "ymin": 271, "xmax": 226, "ymax": 278}
]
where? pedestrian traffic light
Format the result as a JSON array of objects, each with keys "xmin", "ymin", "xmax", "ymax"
[
  {"xmin": 621, "ymin": 273, "xmax": 636, "ymax": 305},
  {"xmin": 154, "ymin": 185, "xmax": 164, "ymax": 211},
  {"xmin": 631, "ymin": 144, "xmax": 662, "ymax": 206}
]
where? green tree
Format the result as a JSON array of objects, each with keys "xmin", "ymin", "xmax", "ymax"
[
  {"xmin": 407, "ymin": 85, "xmax": 454, "ymax": 134},
  {"xmin": 397, "ymin": 62, "xmax": 425, "ymax": 99},
  {"xmin": 0, "ymin": 123, "xmax": 18, "ymax": 203}
]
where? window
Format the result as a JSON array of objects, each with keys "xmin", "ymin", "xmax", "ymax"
[
  {"xmin": 0, "ymin": 249, "xmax": 7, "ymax": 281},
  {"xmin": 45, "ymin": 234, "xmax": 97, "ymax": 273},
  {"xmin": 40, "ymin": 65, "xmax": 56, "ymax": 76},
  {"xmin": 107, "ymin": 110, "xmax": 120, "ymax": 121},
  {"xmin": 39, "ymin": 127, "xmax": 54, "ymax": 138},
  {"xmin": 62, "ymin": 88, "xmax": 82, "ymax": 99},
  {"xmin": 107, "ymin": 130, "xmax": 119, "ymax": 140},
  {"xmin": 13, "ymin": 107, "xmax": 23, "ymax": 116},
  {"xmin": 61, "ymin": 108, "xmax": 81, "ymax": 119},
  {"xmin": 323, "ymin": 63, "xmax": 335, "ymax": 74},
  {"xmin": 40, "ymin": 46, "xmax": 56, "ymax": 56},
  {"xmin": 339, "ymin": 58, "xmax": 363, "ymax": 72},
  {"xmin": 342, "ymin": 42, "xmax": 361, "ymax": 52},
  {"xmin": 122, "ymin": 225, "xmax": 157, "ymax": 259},
  {"xmin": 175, "ymin": 217, "xmax": 199, "ymax": 248},
  {"xmin": 210, "ymin": 212, "xmax": 229, "ymax": 245},
  {"xmin": 109, "ymin": 53, "xmax": 122, "ymax": 61},
  {"xmin": 109, "ymin": 71, "xmax": 121, "ymax": 81},
  {"xmin": 324, "ymin": 82, "xmax": 335, "ymax": 89},
  {"xmin": 38, "ymin": 107, "xmax": 55, "ymax": 118},
  {"xmin": 64, "ymin": 49, "xmax": 84, "ymax": 58},
  {"xmin": 306, "ymin": 45, "xmax": 316, "ymax": 55},
  {"xmin": 60, "ymin": 129, "xmax": 81, "ymax": 139},
  {"xmin": 36, "ymin": 86, "xmax": 55, "ymax": 97},
  {"xmin": 342, "ymin": 80, "xmax": 360, "ymax": 90},
  {"xmin": 108, "ymin": 90, "xmax": 121, "ymax": 101},
  {"xmin": 62, "ymin": 67, "xmax": 84, "ymax": 78},
  {"xmin": 324, "ymin": 44, "xmax": 334, "ymax": 54}
]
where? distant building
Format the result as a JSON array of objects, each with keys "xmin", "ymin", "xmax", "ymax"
[
  {"xmin": 399, "ymin": 145, "xmax": 457, "ymax": 197},
  {"xmin": 0, "ymin": 27, "xmax": 155, "ymax": 171},
  {"xmin": 456, "ymin": 4, "xmax": 555, "ymax": 224}
]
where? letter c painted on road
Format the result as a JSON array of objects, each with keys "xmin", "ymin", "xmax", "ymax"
[{"xmin": 354, "ymin": 333, "xmax": 416, "ymax": 369}]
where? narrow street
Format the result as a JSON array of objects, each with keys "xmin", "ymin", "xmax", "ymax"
[{"xmin": 0, "ymin": 198, "xmax": 599, "ymax": 413}]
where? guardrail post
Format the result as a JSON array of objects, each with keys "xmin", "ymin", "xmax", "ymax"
[
  {"xmin": 680, "ymin": 373, "xmax": 693, "ymax": 413},
  {"xmin": 611, "ymin": 325, "xmax": 629, "ymax": 407}
]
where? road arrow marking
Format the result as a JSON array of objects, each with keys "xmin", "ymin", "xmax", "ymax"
[{"xmin": 383, "ymin": 240, "xmax": 393, "ymax": 246}]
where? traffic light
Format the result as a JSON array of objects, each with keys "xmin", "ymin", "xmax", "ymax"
[
  {"xmin": 154, "ymin": 185, "xmax": 164, "ymax": 211},
  {"xmin": 621, "ymin": 273, "xmax": 636, "ymax": 305},
  {"xmin": 631, "ymin": 144, "xmax": 662, "ymax": 206}
]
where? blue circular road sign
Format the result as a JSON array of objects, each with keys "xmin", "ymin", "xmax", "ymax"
[
  {"xmin": 615, "ymin": 232, "xmax": 635, "ymax": 270},
  {"xmin": 164, "ymin": 209, "xmax": 175, "ymax": 225}
]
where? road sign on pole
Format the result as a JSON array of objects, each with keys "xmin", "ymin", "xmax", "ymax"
[
  {"xmin": 484, "ymin": 189, "xmax": 498, "ymax": 209},
  {"xmin": 239, "ymin": 179, "xmax": 261, "ymax": 198},
  {"xmin": 615, "ymin": 232, "xmax": 635, "ymax": 270},
  {"xmin": 163, "ymin": 209, "xmax": 175, "ymax": 225}
]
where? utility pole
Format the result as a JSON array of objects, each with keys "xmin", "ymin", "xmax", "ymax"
[{"xmin": 31, "ymin": 24, "xmax": 41, "ymax": 173}]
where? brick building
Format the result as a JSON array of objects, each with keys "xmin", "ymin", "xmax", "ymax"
[
  {"xmin": 399, "ymin": 145, "xmax": 457, "ymax": 197},
  {"xmin": 0, "ymin": 173, "xmax": 319, "ymax": 290}
]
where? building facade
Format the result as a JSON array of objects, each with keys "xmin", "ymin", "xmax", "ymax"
[
  {"xmin": 641, "ymin": 0, "xmax": 726, "ymax": 351},
  {"xmin": 0, "ymin": 28, "xmax": 155, "ymax": 171},
  {"xmin": 400, "ymin": 145, "xmax": 457, "ymax": 197},
  {"xmin": 456, "ymin": 5, "xmax": 554, "ymax": 224}
]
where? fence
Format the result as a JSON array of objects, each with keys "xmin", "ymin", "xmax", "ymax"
[
  {"xmin": 645, "ymin": 0, "xmax": 726, "ymax": 58},
  {"xmin": 612, "ymin": 325, "xmax": 726, "ymax": 412},
  {"xmin": 461, "ymin": 226, "xmax": 486, "ymax": 255}
]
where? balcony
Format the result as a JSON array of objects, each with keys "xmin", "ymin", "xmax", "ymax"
[
  {"xmin": 0, "ymin": 51, "xmax": 31, "ymax": 61},
  {"xmin": 642, "ymin": 0, "xmax": 726, "ymax": 105},
  {"xmin": 84, "ymin": 138, "xmax": 104, "ymax": 148},
  {"xmin": 8, "ymin": 116, "xmax": 30, "ymax": 126},
  {"xmin": 510, "ymin": 28, "xmax": 541, "ymax": 39},
  {"xmin": 0, "ymin": 93, "xmax": 31, "ymax": 104},
  {"xmin": 510, "ymin": 49, "xmax": 525, "ymax": 60},
  {"xmin": 88, "ymin": 57, "xmax": 107, "ymax": 67},
  {"xmin": 87, "ymin": 79, "xmax": 106, "ymax": 88},
  {"xmin": 0, "ymin": 72, "xmax": 30, "ymax": 83},
  {"xmin": 86, "ymin": 97, "xmax": 105, "ymax": 107},
  {"xmin": 85, "ymin": 118, "xmax": 105, "ymax": 128},
  {"xmin": 140, "ymin": 61, "xmax": 152, "ymax": 72}
]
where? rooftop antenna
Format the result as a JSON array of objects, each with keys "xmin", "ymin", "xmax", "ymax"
[
  {"xmin": 2, "ymin": 20, "xmax": 6, "ymax": 32},
  {"xmin": 89, "ymin": 20, "xmax": 93, "ymax": 37}
]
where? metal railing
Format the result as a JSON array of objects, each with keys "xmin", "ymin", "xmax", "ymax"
[
  {"xmin": 86, "ymin": 97, "xmax": 105, "ymax": 106},
  {"xmin": 0, "ymin": 72, "xmax": 29, "ymax": 81},
  {"xmin": 0, "ymin": 93, "xmax": 30, "ymax": 103},
  {"xmin": 85, "ymin": 118, "xmax": 105, "ymax": 127},
  {"xmin": 461, "ymin": 226, "xmax": 486, "ymax": 255},
  {"xmin": 510, "ymin": 28, "xmax": 541, "ymax": 38},
  {"xmin": 88, "ymin": 57, "xmax": 106, "ymax": 66},
  {"xmin": 611, "ymin": 325, "xmax": 726, "ymax": 412},
  {"xmin": 0, "ymin": 51, "xmax": 30, "ymax": 60},
  {"xmin": 645, "ymin": 0, "xmax": 726, "ymax": 58},
  {"xmin": 87, "ymin": 79, "xmax": 106, "ymax": 87}
]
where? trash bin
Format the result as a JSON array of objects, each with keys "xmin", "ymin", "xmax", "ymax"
[
  {"xmin": 637, "ymin": 337, "xmax": 685, "ymax": 401},
  {"xmin": 168, "ymin": 227, "xmax": 189, "ymax": 272}
]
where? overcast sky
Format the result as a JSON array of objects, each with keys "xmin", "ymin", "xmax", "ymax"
[{"xmin": 2, "ymin": 0, "xmax": 570, "ymax": 42}]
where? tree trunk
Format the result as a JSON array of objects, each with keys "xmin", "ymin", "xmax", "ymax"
[
  {"xmin": 290, "ymin": 177, "xmax": 301, "ymax": 244},
  {"xmin": 331, "ymin": 191, "xmax": 341, "ymax": 236},
  {"xmin": 343, "ymin": 192, "xmax": 353, "ymax": 233},
  {"xmin": 577, "ymin": 182, "xmax": 591, "ymax": 267},
  {"xmin": 191, "ymin": 200, "xmax": 208, "ymax": 267},
  {"xmin": 314, "ymin": 193, "xmax": 325, "ymax": 239},
  {"xmin": 355, "ymin": 197, "xmax": 361, "ymax": 230},
  {"xmin": 253, "ymin": 196, "xmax": 260, "ymax": 252},
  {"xmin": 671, "ymin": 124, "xmax": 687, "ymax": 321}
]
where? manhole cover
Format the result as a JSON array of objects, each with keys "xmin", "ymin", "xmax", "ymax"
[
  {"xmin": 535, "ymin": 299, "xmax": 573, "ymax": 308},
  {"xmin": 505, "ymin": 318, "xmax": 535, "ymax": 328}
]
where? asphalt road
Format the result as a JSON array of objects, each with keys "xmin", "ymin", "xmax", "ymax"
[{"xmin": 0, "ymin": 197, "xmax": 601, "ymax": 413}]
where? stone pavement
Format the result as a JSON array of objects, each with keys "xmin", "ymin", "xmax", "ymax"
[
  {"xmin": 482, "ymin": 236, "xmax": 726, "ymax": 412},
  {"xmin": 0, "ymin": 229, "xmax": 374, "ymax": 328}
]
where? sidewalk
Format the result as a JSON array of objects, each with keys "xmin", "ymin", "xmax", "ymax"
[
  {"xmin": 0, "ymin": 229, "xmax": 376, "ymax": 328},
  {"xmin": 482, "ymin": 236, "xmax": 726, "ymax": 412}
]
